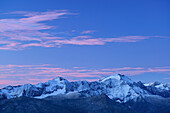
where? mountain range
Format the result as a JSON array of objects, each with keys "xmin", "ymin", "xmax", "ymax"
[{"xmin": 0, "ymin": 74, "xmax": 169, "ymax": 113}]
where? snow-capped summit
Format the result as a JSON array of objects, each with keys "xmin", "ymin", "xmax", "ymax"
[
  {"xmin": 52, "ymin": 76, "xmax": 67, "ymax": 82},
  {"xmin": 101, "ymin": 73, "xmax": 133, "ymax": 84},
  {"xmin": 35, "ymin": 77, "xmax": 70, "ymax": 99},
  {"xmin": 144, "ymin": 82, "xmax": 169, "ymax": 90},
  {"xmin": 100, "ymin": 74, "xmax": 148, "ymax": 102},
  {"xmin": 0, "ymin": 74, "xmax": 169, "ymax": 103},
  {"xmin": 101, "ymin": 73, "xmax": 122, "ymax": 81},
  {"xmin": 44, "ymin": 76, "xmax": 69, "ymax": 86}
]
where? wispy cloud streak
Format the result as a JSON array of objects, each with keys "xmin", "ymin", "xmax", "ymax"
[
  {"xmin": 0, "ymin": 11, "xmax": 170, "ymax": 50},
  {"xmin": 0, "ymin": 10, "xmax": 69, "ymax": 50},
  {"xmin": 81, "ymin": 30, "xmax": 96, "ymax": 34}
]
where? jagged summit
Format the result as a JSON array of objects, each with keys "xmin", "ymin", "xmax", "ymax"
[
  {"xmin": 52, "ymin": 76, "xmax": 67, "ymax": 81},
  {"xmin": 101, "ymin": 73, "xmax": 122, "ymax": 81},
  {"xmin": 101, "ymin": 73, "xmax": 133, "ymax": 84},
  {"xmin": 0, "ymin": 74, "xmax": 169, "ymax": 103},
  {"xmin": 45, "ymin": 76, "xmax": 69, "ymax": 85}
]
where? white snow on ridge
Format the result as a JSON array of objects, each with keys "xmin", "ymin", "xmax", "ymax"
[
  {"xmin": 101, "ymin": 73, "xmax": 121, "ymax": 81},
  {"xmin": 144, "ymin": 82, "xmax": 170, "ymax": 90},
  {"xmin": 35, "ymin": 89, "xmax": 65, "ymax": 99}
]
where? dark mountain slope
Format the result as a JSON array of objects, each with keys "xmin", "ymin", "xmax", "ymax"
[
  {"xmin": 46, "ymin": 94, "xmax": 136, "ymax": 113},
  {"xmin": 125, "ymin": 96, "xmax": 170, "ymax": 113},
  {"xmin": 0, "ymin": 95, "xmax": 136, "ymax": 113},
  {"xmin": 0, "ymin": 97, "xmax": 72, "ymax": 113}
]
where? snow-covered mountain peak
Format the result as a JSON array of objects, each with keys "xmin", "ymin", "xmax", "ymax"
[
  {"xmin": 101, "ymin": 73, "xmax": 122, "ymax": 81},
  {"xmin": 144, "ymin": 82, "xmax": 160, "ymax": 86},
  {"xmin": 144, "ymin": 82, "xmax": 169, "ymax": 90},
  {"xmin": 53, "ymin": 76, "xmax": 66, "ymax": 82},
  {"xmin": 144, "ymin": 82, "xmax": 154, "ymax": 86},
  {"xmin": 101, "ymin": 73, "xmax": 133, "ymax": 84},
  {"xmin": 45, "ymin": 76, "xmax": 68, "ymax": 85}
]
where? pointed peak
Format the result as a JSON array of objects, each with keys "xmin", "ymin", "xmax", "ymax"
[
  {"xmin": 44, "ymin": 76, "xmax": 68, "ymax": 85},
  {"xmin": 144, "ymin": 82, "xmax": 161, "ymax": 87},
  {"xmin": 101, "ymin": 73, "xmax": 133, "ymax": 83},
  {"xmin": 153, "ymin": 81, "xmax": 161, "ymax": 86},
  {"xmin": 101, "ymin": 73, "xmax": 122, "ymax": 81},
  {"xmin": 52, "ymin": 76, "xmax": 66, "ymax": 81}
]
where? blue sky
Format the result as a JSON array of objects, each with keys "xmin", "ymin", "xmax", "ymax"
[{"xmin": 0, "ymin": 0, "xmax": 170, "ymax": 87}]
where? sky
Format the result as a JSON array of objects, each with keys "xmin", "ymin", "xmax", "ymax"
[{"xmin": 0, "ymin": 0, "xmax": 170, "ymax": 88}]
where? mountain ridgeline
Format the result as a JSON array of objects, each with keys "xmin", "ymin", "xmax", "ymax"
[{"xmin": 0, "ymin": 74, "xmax": 169, "ymax": 113}]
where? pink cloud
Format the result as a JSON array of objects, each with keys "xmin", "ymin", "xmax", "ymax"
[
  {"xmin": 0, "ymin": 10, "xmax": 68, "ymax": 32},
  {"xmin": 1, "ymin": 34, "xmax": 167, "ymax": 50},
  {"xmin": 103, "ymin": 36, "xmax": 149, "ymax": 42},
  {"xmin": 0, "ymin": 10, "xmax": 69, "ymax": 50},
  {"xmin": 81, "ymin": 30, "xmax": 96, "ymax": 34},
  {"xmin": 73, "ymin": 67, "xmax": 84, "ymax": 69},
  {"xmin": 73, "ymin": 35, "xmax": 92, "ymax": 39},
  {"xmin": 101, "ymin": 67, "xmax": 144, "ymax": 71}
]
